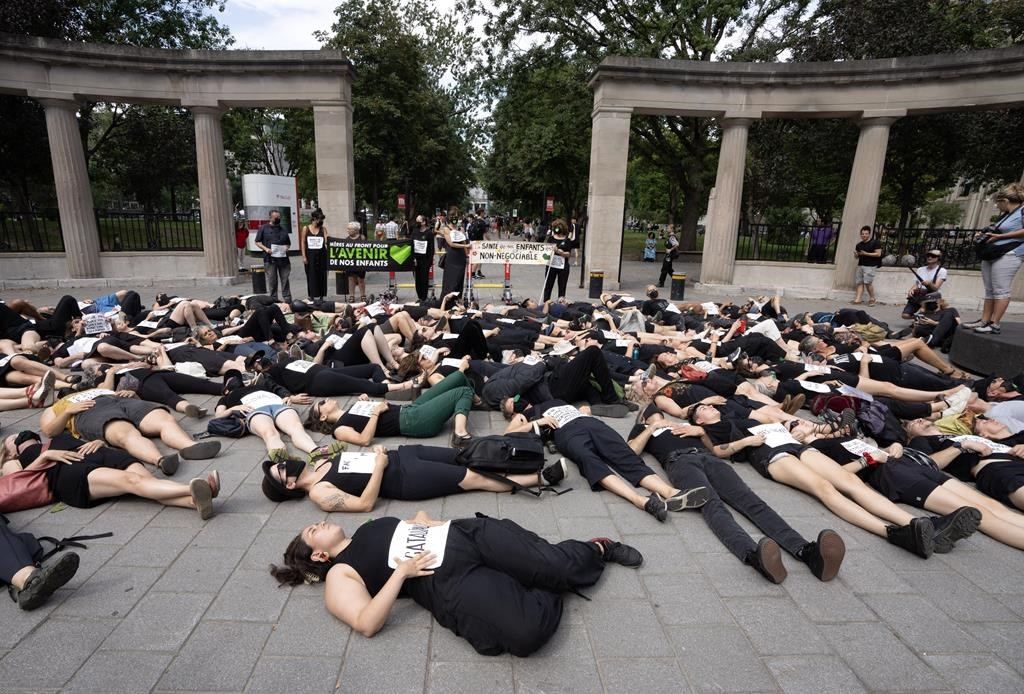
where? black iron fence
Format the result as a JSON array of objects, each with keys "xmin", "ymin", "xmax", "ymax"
[
  {"xmin": 874, "ymin": 225, "xmax": 982, "ymax": 271},
  {"xmin": 0, "ymin": 209, "xmax": 204, "ymax": 252},
  {"xmin": 736, "ymin": 221, "xmax": 840, "ymax": 264}
]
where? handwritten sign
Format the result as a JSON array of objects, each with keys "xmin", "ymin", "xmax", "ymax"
[{"xmin": 387, "ymin": 521, "xmax": 451, "ymax": 569}]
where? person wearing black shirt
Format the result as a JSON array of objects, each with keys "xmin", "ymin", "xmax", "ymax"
[
  {"xmin": 254, "ymin": 210, "xmax": 292, "ymax": 303},
  {"xmin": 542, "ymin": 221, "xmax": 575, "ymax": 301},
  {"xmin": 657, "ymin": 226, "xmax": 680, "ymax": 287},
  {"xmin": 410, "ymin": 215, "xmax": 436, "ymax": 301},
  {"xmin": 853, "ymin": 226, "xmax": 882, "ymax": 306}
]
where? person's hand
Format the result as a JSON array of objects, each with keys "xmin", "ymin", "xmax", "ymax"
[
  {"xmin": 458, "ymin": 356, "xmax": 470, "ymax": 372},
  {"xmin": 746, "ymin": 432, "xmax": 767, "ymax": 446},
  {"xmin": 66, "ymin": 400, "xmax": 96, "ymax": 414},
  {"xmin": 77, "ymin": 439, "xmax": 105, "ymax": 456},
  {"xmin": 358, "ymin": 393, "xmax": 370, "ymax": 401},
  {"xmin": 375, "ymin": 447, "xmax": 389, "ymax": 468},
  {"xmin": 965, "ymin": 441, "xmax": 992, "ymax": 456},
  {"xmin": 438, "ymin": 347, "xmax": 451, "ymax": 357},
  {"xmin": 540, "ymin": 416, "xmax": 559, "ymax": 429},
  {"xmin": 1010, "ymin": 444, "xmax": 1024, "ymax": 458},
  {"xmin": 394, "ymin": 552, "xmax": 436, "ymax": 578},
  {"xmin": 290, "ymin": 394, "xmax": 313, "ymax": 405},
  {"xmin": 702, "ymin": 396, "xmax": 726, "ymax": 405},
  {"xmin": 302, "ymin": 256, "xmax": 308, "ymax": 265},
  {"xmin": 858, "ymin": 342, "xmax": 870, "ymax": 354},
  {"xmin": 44, "ymin": 449, "xmax": 84, "ymax": 465},
  {"xmin": 374, "ymin": 401, "xmax": 390, "ymax": 415},
  {"xmin": 115, "ymin": 390, "xmax": 137, "ymax": 398},
  {"xmin": 671, "ymin": 424, "xmax": 703, "ymax": 436},
  {"xmin": 234, "ymin": 405, "xmax": 253, "ymax": 414},
  {"xmin": 885, "ymin": 442, "xmax": 903, "ymax": 460}
]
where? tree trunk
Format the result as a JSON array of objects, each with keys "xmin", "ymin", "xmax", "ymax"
[
  {"xmin": 169, "ymin": 184, "xmax": 177, "ymax": 215},
  {"xmin": 677, "ymin": 179, "xmax": 703, "ymax": 252}
]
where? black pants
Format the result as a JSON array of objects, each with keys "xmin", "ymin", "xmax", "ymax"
[
  {"xmin": 542, "ymin": 265, "xmax": 570, "ymax": 302},
  {"xmin": 549, "ymin": 345, "xmax": 618, "ymax": 404},
  {"xmin": 404, "ymin": 516, "xmax": 605, "ymax": 656},
  {"xmin": 0, "ymin": 515, "xmax": 42, "ymax": 585},
  {"xmin": 304, "ymin": 250, "xmax": 328, "ymax": 300},
  {"xmin": 414, "ymin": 256, "xmax": 433, "ymax": 301},
  {"xmin": 718, "ymin": 333, "xmax": 787, "ymax": 362},
  {"xmin": 658, "ymin": 254, "xmax": 676, "ymax": 285},
  {"xmin": 35, "ymin": 295, "xmax": 83, "ymax": 338},
  {"xmin": 663, "ymin": 451, "xmax": 808, "ymax": 561},
  {"xmin": 308, "ymin": 364, "xmax": 388, "ymax": 397},
  {"xmin": 554, "ymin": 419, "xmax": 656, "ymax": 490},
  {"xmin": 448, "ymin": 320, "xmax": 494, "ymax": 361},
  {"xmin": 913, "ymin": 308, "xmax": 959, "ymax": 348},
  {"xmin": 441, "ymin": 252, "xmax": 466, "ymax": 297},
  {"xmin": 237, "ymin": 305, "xmax": 294, "ymax": 342},
  {"xmin": 137, "ymin": 372, "xmax": 223, "ymax": 408},
  {"xmin": 264, "ymin": 258, "xmax": 292, "ymax": 302},
  {"xmin": 898, "ymin": 363, "xmax": 955, "ymax": 391}
]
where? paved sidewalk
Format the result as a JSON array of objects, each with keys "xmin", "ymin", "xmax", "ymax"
[{"xmin": 1, "ymin": 262, "xmax": 1022, "ymax": 693}]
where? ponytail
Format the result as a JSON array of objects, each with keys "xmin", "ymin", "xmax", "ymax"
[{"xmin": 269, "ymin": 534, "xmax": 329, "ymax": 586}]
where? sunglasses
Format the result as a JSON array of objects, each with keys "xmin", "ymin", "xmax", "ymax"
[{"xmin": 926, "ymin": 254, "xmax": 940, "ymax": 258}]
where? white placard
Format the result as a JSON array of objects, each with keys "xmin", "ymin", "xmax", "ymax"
[
  {"xmin": 418, "ymin": 345, "xmax": 438, "ymax": 362},
  {"xmin": 617, "ymin": 296, "xmax": 636, "ymax": 303},
  {"xmin": 651, "ymin": 426, "xmax": 671, "ymax": 437},
  {"xmin": 365, "ymin": 303, "xmax": 385, "ymax": 317},
  {"xmin": 837, "ymin": 384, "xmax": 874, "ymax": 402},
  {"xmin": 840, "ymin": 439, "xmax": 883, "ymax": 456},
  {"xmin": 163, "ymin": 342, "xmax": 187, "ymax": 351},
  {"xmin": 152, "ymin": 309, "xmax": 169, "ymax": 317},
  {"xmin": 523, "ymin": 355, "xmax": 542, "ymax": 366},
  {"xmin": 305, "ymin": 236, "xmax": 324, "ymax": 250},
  {"xmin": 702, "ymin": 302, "xmax": 719, "ymax": 316},
  {"xmin": 348, "ymin": 400, "xmax": 382, "ymax": 417},
  {"xmin": 327, "ymin": 334, "xmax": 351, "ymax": 349},
  {"xmin": 543, "ymin": 405, "xmax": 586, "ymax": 427},
  {"xmin": 748, "ymin": 423, "xmax": 799, "ymax": 448},
  {"xmin": 803, "ymin": 364, "xmax": 830, "ymax": 374},
  {"xmin": 336, "ymin": 452, "xmax": 378, "ymax": 474},
  {"xmin": 440, "ymin": 358, "xmax": 463, "ymax": 369},
  {"xmin": 450, "ymin": 229, "xmax": 467, "ymax": 243},
  {"xmin": 413, "ymin": 239, "xmax": 428, "ymax": 254},
  {"xmin": 67, "ymin": 337, "xmax": 99, "ymax": 357},
  {"xmin": 240, "ymin": 391, "xmax": 285, "ymax": 408},
  {"xmin": 952, "ymin": 435, "xmax": 1012, "ymax": 454},
  {"xmin": 285, "ymin": 360, "xmax": 316, "ymax": 373},
  {"xmin": 664, "ymin": 303, "xmax": 681, "ymax": 314},
  {"xmin": 799, "ymin": 380, "xmax": 832, "ymax": 393},
  {"xmin": 83, "ymin": 314, "xmax": 111, "ymax": 335},
  {"xmin": 615, "ymin": 339, "xmax": 631, "ymax": 348},
  {"xmin": 387, "ymin": 521, "xmax": 451, "ymax": 569},
  {"xmin": 497, "ymin": 318, "xmax": 516, "ymax": 324},
  {"xmin": 65, "ymin": 388, "xmax": 115, "ymax": 404},
  {"xmin": 851, "ymin": 352, "xmax": 883, "ymax": 363},
  {"xmin": 692, "ymin": 361, "xmax": 718, "ymax": 373},
  {"xmin": 746, "ymin": 313, "xmax": 761, "ymax": 320},
  {"xmin": 270, "ymin": 244, "xmax": 288, "ymax": 258},
  {"xmin": 548, "ymin": 254, "xmax": 566, "ymax": 269},
  {"xmin": 215, "ymin": 335, "xmax": 244, "ymax": 345},
  {"xmin": 441, "ymin": 332, "xmax": 458, "ymax": 340},
  {"xmin": 137, "ymin": 320, "xmax": 160, "ymax": 329},
  {"xmin": 602, "ymin": 330, "xmax": 618, "ymax": 340}
]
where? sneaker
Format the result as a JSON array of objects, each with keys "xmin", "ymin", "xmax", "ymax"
[
  {"xmin": 14, "ymin": 552, "xmax": 80, "ymax": 610},
  {"xmin": 157, "ymin": 453, "xmax": 180, "ymax": 476},
  {"xmin": 180, "ymin": 440, "xmax": 221, "ymax": 460},
  {"xmin": 590, "ymin": 403, "xmax": 630, "ymax": 418},
  {"xmin": 665, "ymin": 486, "xmax": 710, "ymax": 511},
  {"xmin": 748, "ymin": 538, "xmax": 787, "ymax": 584},
  {"xmin": 800, "ymin": 529, "xmax": 845, "ymax": 582},
  {"xmin": 727, "ymin": 347, "xmax": 743, "ymax": 364},
  {"xmin": 644, "ymin": 493, "xmax": 668, "ymax": 522},
  {"xmin": 589, "ymin": 537, "xmax": 644, "ymax": 568},
  {"xmin": 974, "ymin": 323, "xmax": 1001, "ymax": 334},
  {"xmin": 268, "ymin": 448, "xmax": 289, "ymax": 464},
  {"xmin": 29, "ymin": 370, "xmax": 55, "ymax": 407},
  {"xmin": 931, "ymin": 506, "xmax": 982, "ymax": 553},
  {"xmin": 450, "ymin": 432, "xmax": 472, "ymax": 450},
  {"xmin": 289, "ymin": 343, "xmax": 304, "ymax": 360},
  {"xmin": 183, "ymin": 403, "xmax": 207, "ymax": 419},
  {"xmin": 961, "ymin": 319, "xmax": 986, "ymax": 329},
  {"xmin": 886, "ymin": 517, "xmax": 934, "ymax": 558},
  {"xmin": 542, "ymin": 458, "xmax": 568, "ymax": 486}
]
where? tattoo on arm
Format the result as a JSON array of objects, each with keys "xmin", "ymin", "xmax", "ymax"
[{"xmin": 323, "ymin": 492, "xmax": 349, "ymax": 512}]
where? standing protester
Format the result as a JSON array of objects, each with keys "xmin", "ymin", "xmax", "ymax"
[
  {"xmin": 440, "ymin": 217, "xmax": 470, "ymax": 298},
  {"xmin": 542, "ymin": 220, "xmax": 575, "ymax": 302},
  {"xmin": 853, "ymin": 225, "xmax": 882, "ymax": 306},
  {"xmin": 469, "ymin": 213, "xmax": 488, "ymax": 280},
  {"xmin": 901, "ymin": 250, "xmax": 947, "ymax": 319},
  {"xmin": 658, "ymin": 225, "xmax": 680, "ymax": 287},
  {"xmin": 255, "ymin": 210, "xmax": 292, "ymax": 303},
  {"xmin": 411, "ymin": 215, "xmax": 436, "ymax": 301},
  {"xmin": 343, "ymin": 221, "xmax": 367, "ymax": 302},
  {"xmin": 301, "ymin": 208, "xmax": 329, "ymax": 303},
  {"xmin": 234, "ymin": 220, "xmax": 249, "ymax": 272},
  {"xmin": 969, "ymin": 182, "xmax": 1024, "ymax": 335}
]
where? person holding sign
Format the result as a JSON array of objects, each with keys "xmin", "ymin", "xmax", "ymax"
[
  {"xmin": 410, "ymin": 215, "xmax": 436, "ymax": 301},
  {"xmin": 307, "ymin": 370, "xmax": 475, "ymax": 449},
  {"xmin": 260, "ymin": 444, "xmax": 555, "ymax": 509},
  {"xmin": 255, "ymin": 210, "xmax": 292, "ymax": 303},
  {"xmin": 270, "ymin": 512, "xmax": 643, "ymax": 655},
  {"xmin": 542, "ymin": 220, "xmax": 575, "ymax": 302},
  {"xmin": 440, "ymin": 219, "xmax": 470, "ymax": 298},
  {"xmin": 301, "ymin": 207, "xmax": 330, "ymax": 303}
]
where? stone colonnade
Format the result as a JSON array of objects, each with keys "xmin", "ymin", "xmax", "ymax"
[
  {"xmin": 0, "ymin": 35, "xmax": 356, "ymax": 279},
  {"xmin": 584, "ymin": 49, "xmax": 1024, "ymax": 291}
]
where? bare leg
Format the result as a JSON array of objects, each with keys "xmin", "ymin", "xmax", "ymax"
[
  {"xmin": 924, "ymin": 483, "xmax": 1024, "ymax": 550},
  {"xmin": 96, "ymin": 343, "xmax": 138, "ymax": 361},
  {"xmin": 371, "ymin": 327, "xmax": 399, "ymax": 369},
  {"xmin": 359, "ymin": 330, "xmax": 387, "ymax": 370},
  {"xmin": 137, "ymin": 409, "xmax": 195, "ymax": 450},
  {"xmin": 86, "ymin": 464, "xmax": 194, "ymax": 508},
  {"xmin": 103, "ymin": 420, "xmax": 163, "ymax": 466},
  {"xmin": 459, "ymin": 469, "xmax": 540, "ymax": 492},
  {"xmin": 249, "ymin": 414, "xmax": 287, "ymax": 453},
  {"xmin": 275, "ymin": 409, "xmax": 318, "ymax": 453},
  {"xmin": 798, "ymin": 449, "xmax": 916, "ymax": 526},
  {"xmin": 600, "ymin": 473, "xmax": 652, "ymax": 509},
  {"xmin": 637, "ymin": 473, "xmax": 680, "ymax": 499}
]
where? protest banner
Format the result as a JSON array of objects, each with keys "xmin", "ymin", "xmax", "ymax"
[
  {"xmin": 469, "ymin": 240, "xmax": 553, "ymax": 265},
  {"xmin": 328, "ymin": 239, "xmax": 414, "ymax": 271}
]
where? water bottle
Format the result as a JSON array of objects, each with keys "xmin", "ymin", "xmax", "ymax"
[{"xmin": 631, "ymin": 345, "xmax": 640, "ymax": 361}]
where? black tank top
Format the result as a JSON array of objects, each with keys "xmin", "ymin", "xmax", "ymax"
[
  {"xmin": 314, "ymin": 452, "xmax": 399, "ymax": 496},
  {"xmin": 332, "ymin": 517, "xmax": 401, "ymax": 596},
  {"xmin": 338, "ymin": 404, "xmax": 403, "ymax": 437}
]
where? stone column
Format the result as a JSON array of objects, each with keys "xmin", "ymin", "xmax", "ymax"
[
  {"xmin": 584, "ymin": 106, "xmax": 632, "ymax": 290},
  {"xmin": 313, "ymin": 98, "xmax": 355, "ymax": 229},
  {"xmin": 191, "ymin": 106, "xmax": 236, "ymax": 277},
  {"xmin": 39, "ymin": 98, "xmax": 101, "ymax": 278},
  {"xmin": 700, "ymin": 118, "xmax": 753, "ymax": 286},
  {"xmin": 833, "ymin": 116, "xmax": 899, "ymax": 290}
]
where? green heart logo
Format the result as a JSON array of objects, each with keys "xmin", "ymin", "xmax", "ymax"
[{"xmin": 389, "ymin": 244, "xmax": 412, "ymax": 265}]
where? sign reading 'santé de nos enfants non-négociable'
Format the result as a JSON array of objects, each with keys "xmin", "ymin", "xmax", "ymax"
[{"xmin": 328, "ymin": 239, "xmax": 415, "ymax": 271}]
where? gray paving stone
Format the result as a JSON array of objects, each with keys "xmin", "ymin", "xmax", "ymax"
[
  {"xmin": 427, "ymin": 660, "xmax": 514, "ymax": 694},
  {"xmin": 157, "ymin": 621, "xmax": 270, "ymax": 691},
  {"xmin": 931, "ymin": 551, "xmax": 1024, "ymax": 595},
  {"xmin": 266, "ymin": 594, "xmax": 351, "ymax": 658},
  {"xmin": 441, "ymin": 488, "xmax": 499, "ymax": 518},
  {"xmin": 338, "ymin": 626, "xmax": 429, "ymax": 693},
  {"xmin": 53, "ymin": 565, "xmax": 162, "ymax": 619},
  {"xmin": 245, "ymin": 656, "xmax": 341, "ymax": 694},
  {"xmin": 623, "ymin": 532, "xmax": 700, "ymax": 575},
  {"xmin": 643, "ymin": 573, "xmax": 734, "ymax": 626},
  {"xmin": 834, "ymin": 550, "xmax": 918, "ymax": 594},
  {"xmin": 764, "ymin": 655, "xmax": 866, "ymax": 694},
  {"xmin": 0, "ymin": 617, "xmax": 116, "ymax": 689},
  {"xmin": 923, "ymin": 653, "xmax": 1024, "ymax": 694},
  {"xmin": 666, "ymin": 625, "xmax": 776, "ymax": 693},
  {"xmin": 696, "ymin": 552, "xmax": 788, "ymax": 598},
  {"xmin": 63, "ymin": 650, "xmax": 172, "ymax": 694},
  {"xmin": 962, "ymin": 622, "xmax": 1024, "ymax": 677},
  {"xmin": 239, "ymin": 528, "xmax": 305, "ymax": 571},
  {"xmin": 205, "ymin": 568, "xmax": 291, "ymax": 622},
  {"xmin": 102, "ymin": 591, "xmax": 215, "ymax": 652},
  {"xmin": 77, "ymin": 498, "xmax": 162, "ymax": 541},
  {"xmin": 820, "ymin": 622, "xmax": 947, "ymax": 691},
  {"xmin": 0, "ymin": 598, "xmax": 64, "ymax": 649},
  {"xmin": 108, "ymin": 525, "xmax": 198, "ymax": 567},
  {"xmin": 781, "ymin": 570, "xmax": 876, "ymax": 623},
  {"xmin": 584, "ymin": 598, "xmax": 674, "ymax": 658},
  {"xmin": 861, "ymin": 593, "xmax": 986, "ymax": 654},
  {"xmin": 726, "ymin": 596, "xmax": 831, "ymax": 656},
  {"xmin": 429, "ymin": 619, "xmax": 512, "ymax": 662},
  {"xmin": 599, "ymin": 657, "xmax": 690, "ymax": 692},
  {"xmin": 191, "ymin": 511, "xmax": 269, "ymax": 548},
  {"xmin": 152, "ymin": 544, "xmax": 245, "ymax": 593}
]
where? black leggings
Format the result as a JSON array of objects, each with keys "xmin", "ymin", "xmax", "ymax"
[
  {"xmin": 549, "ymin": 345, "xmax": 618, "ymax": 404},
  {"xmin": 33, "ymin": 295, "xmax": 83, "ymax": 338},
  {"xmin": 543, "ymin": 265, "xmax": 570, "ymax": 302},
  {"xmin": 137, "ymin": 372, "xmax": 223, "ymax": 408},
  {"xmin": 308, "ymin": 364, "xmax": 388, "ymax": 397},
  {"xmin": 446, "ymin": 320, "xmax": 494, "ymax": 361},
  {"xmin": 0, "ymin": 516, "xmax": 42, "ymax": 585},
  {"xmin": 237, "ymin": 304, "xmax": 294, "ymax": 342}
]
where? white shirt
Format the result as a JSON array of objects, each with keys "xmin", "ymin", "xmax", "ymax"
[
  {"xmin": 384, "ymin": 221, "xmax": 400, "ymax": 240},
  {"xmin": 914, "ymin": 264, "xmax": 947, "ymax": 290}
]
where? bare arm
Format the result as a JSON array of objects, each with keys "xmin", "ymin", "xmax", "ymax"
[
  {"xmin": 310, "ymin": 450, "xmax": 388, "ymax": 513},
  {"xmin": 324, "ymin": 554, "xmax": 435, "ymax": 638}
]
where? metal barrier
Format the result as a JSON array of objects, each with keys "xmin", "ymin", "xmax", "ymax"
[
  {"xmin": 0, "ymin": 208, "xmax": 204, "ymax": 253},
  {"xmin": 736, "ymin": 221, "xmax": 840, "ymax": 264},
  {"xmin": 0, "ymin": 209, "xmax": 64, "ymax": 252},
  {"xmin": 874, "ymin": 225, "xmax": 983, "ymax": 271}
]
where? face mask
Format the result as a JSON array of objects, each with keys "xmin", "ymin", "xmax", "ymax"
[
  {"xmin": 18, "ymin": 442, "xmax": 44, "ymax": 467},
  {"xmin": 281, "ymin": 458, "xmax": 308, "ymax": 481}
]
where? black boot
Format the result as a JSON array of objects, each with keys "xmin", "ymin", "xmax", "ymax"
[
  {"xmin": 12, "ymin": 552, "xmax": 80, "ymax": 611},
  {"xmin": 798, "ymin": 529, "xmax": 846, "ymax": 582},
  {"xmin": 930, "ymin": 507, "xmax": 982, "ymax": 553},
  {"xmin": 746, "ymin": 538, "xmax": 787, "ymax": 584},
  {"xmin": 885, "ymin": 517, "xmax": 934, "ymax": 558}
]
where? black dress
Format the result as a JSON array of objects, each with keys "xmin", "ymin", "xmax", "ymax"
[
  {"xmin": 441, "ymin": 228, "xmax": 468, "ymax": 297},
  {"xmin": 303, "ymin": 225, "xmax": 329, "ymax": 300}
]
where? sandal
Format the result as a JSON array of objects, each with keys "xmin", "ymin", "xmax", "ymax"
[
  {"xmin": 851, "ymin": 300, "xmax": 863, "ymax": 305},
  {"xmin": 309, "ymin": 441, "xmax": 347, "ymax": 464},
  {"xmin": 868, "ymin": 300, "xmax": 877, "ymax": 307},
  {"xmin": 268, "ymin": 448, "xmax": 289, "ymax": 464},
  {"xmin": 206, "ymin": 470, "xmax": 221, "ymax": 499}
]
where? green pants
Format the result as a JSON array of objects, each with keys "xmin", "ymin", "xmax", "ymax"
[{"xmin": 400, "ymin": 370, "xmax": 474, "ymax": 437}]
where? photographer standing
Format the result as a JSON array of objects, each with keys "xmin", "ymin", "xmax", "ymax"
[
  {"xmin": 968, "ymin": 183, "xmax": 1024, "ymax": 335},
  {"xmin": 901, "ymin": 249, "xmax": 947, "ymax": 319},
  {"xmin": 254, "ymin": 210, "xmax": 292, "ymax": 303}
]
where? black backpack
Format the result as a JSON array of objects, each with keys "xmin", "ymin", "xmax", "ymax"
[
  {"xmin": 455, "ymin": 432, "xmax": 565, "ymax": 497},
  {"xmin": 205, "ymin": 412, "xmax": 247, "ymax": 438}
]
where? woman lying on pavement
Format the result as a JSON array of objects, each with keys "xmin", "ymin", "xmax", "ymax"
[
  {"xmin": 271, "ymin": 511, "xmax": 644, "ymax": 656},
  {"xmin": 306, "ymin": 370, "xmax": 475, "ymax": 449},
  {"xmin": 503, "ymin": 398, "xmax": 709, "ymax": 521},
  {"xmin": 1, "ymin": 430, "xmax": 219, "ymax": 519},
  {"xmin": 0, "ymin": 350, "xmax": 78, "ymax": 394},
  {"xmin": 247, "ymin": 350, "xmax": 415, "ymax": 398},
  {"xmin": 260, "ymin": 443, "xmax": 565, "ymax": 510},
  {"xmin": 154, "ymin": 341, "xmax": 247, "ymax": 377},
  {"xmin": 95, "ymin": 361, "xmax": 221, "ymax": 418},
  {"xmin": 687, "ymin": 402, "xmax": 976, "ymax": 558},
  {"xmin": 38, "ymin": 388, "xmax": 220, "ymax": 476},
  {"xmin": 215, "ymin": 370, "xmax": 339, "ymax": 464},
  {"xmin": 626, "ymin": 406, "xmax": 845, "ymax": 584}
]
